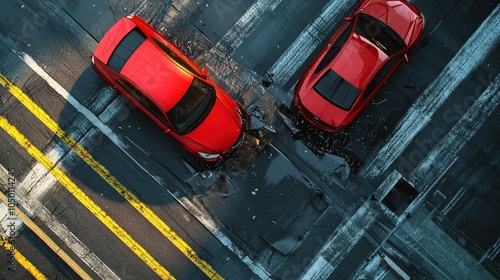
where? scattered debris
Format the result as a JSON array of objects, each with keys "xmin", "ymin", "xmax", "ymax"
[
  {"xmin": 245, "ymin": 104, "xmax": 276, "ymax": 133},
  {"xmin": 276, "ymin": 102, "xmax": 363, "ymax": 173},
  {"xmin": 321, "ymin": 153, "xmax": 350, "ymax": 182},
  {"xmin": 262, "ymin": 73, "xmax": 274, "ymax": 87}
]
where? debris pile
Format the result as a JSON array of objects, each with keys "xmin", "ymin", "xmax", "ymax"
[{"xmin": 276, "ymin": 103, "xmax": 363, "ymax": 172}]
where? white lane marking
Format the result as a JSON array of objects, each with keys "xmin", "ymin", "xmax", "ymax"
[
  {"xmin": 303, "ymin": 73, "xmax": 499, "ymax": 279},
  {"xmin": 178, "ymin": 197, "xmax": 271, "ymax": 279},
  {"xmin": 302, "ymin": 75, "xmax": 499, "ymax": 279},
  {"xmin": 268, "ymin": 0, "xmax": 353, "ymax": 86},
  {"xmin": 6, "ymin": 36, "xmax": 267, "ymax": 278},
  {"xmin": 350, "ymin": 255, "xmax": 388, "ymax": 280},
  {"xmin": 38, "ymin": 207, "xmax": 120, "ymax": 280},
  {"xmin": 410, "ymin": 74, "xmax": 499, "ymax": 187},
  {"xmin": 361, "ymin": 5, "xmax": 500, "ymax": 178},
  {"xmin": 481, "ymin": 237, "xmax": 500, "ymax": 263},
  {"xmin": 21, "ymin": 153, "xmax": 60, "ymax": 211},
  {"xmin": 17, "ymin": 52, "xmax": 127, "ymax": 150},
  {"xmin": 300, "ymin": 203, "xmax": 377, "ymax": 280},
  {"xmin": 216, "ymin": 0, "xmax": 282, "ymax": 54},
  {"xmin": 0, "ymin": 165, "xmax": 119, "ymax": 279},
  {"xmin": 5, "ymin": 47, "xmax": 165, "ymax": 186},
  {"xmin": 11, "ymin": 114, "xmax": 91, "ymax": 215}
]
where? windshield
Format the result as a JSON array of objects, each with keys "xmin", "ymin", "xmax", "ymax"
[
  {"xmin": 355, "ymin": 13, "xmax": 406, "ymax": 56},
  {"xmin": 167, "ymin": 77, "xmax": 216, "ymax": 134}
]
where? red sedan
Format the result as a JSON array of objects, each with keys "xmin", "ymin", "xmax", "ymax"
[
  {"xmin": 294, "ymin": 0, "xmax": 424, "ymax": 132},
  {"xmin": 91, "ymin": 15, "xmax": 243, "ymax": 161}
]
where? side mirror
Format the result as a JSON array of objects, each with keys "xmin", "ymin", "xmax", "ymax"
[
  {"xmin": 344, "ymin": 16, "xmax": 353, "ymax": 21},
  {"xmin": 404, "ymin": 54, "xmax": 409, "ymax": 63},
  {"xmin": 202, "ymin": 67, "xmax": 208, "ymax": 77}
]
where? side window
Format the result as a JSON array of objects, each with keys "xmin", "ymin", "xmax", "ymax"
[
  {"xmin": 116, "ymin": 80, "xmax": 170, "ymax": 126},
  {"xmin": 314, "ymin": 22, "xmax": 353, "ymax": 74},
  {"xmin": 117, "ymin": 79, "xmax": 142, "ymax": 102},
  {"xmin": 363, "ymin": 55, "xmax": 401, "ymax": 100},
  {"xmin": 151, "ymin": 37, "xmax": 202, "ymax": 77}
]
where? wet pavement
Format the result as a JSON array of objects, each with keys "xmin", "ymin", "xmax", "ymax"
[{"xmin": 0, "ymin": 0, "xmax": 498, "ymax": 279}]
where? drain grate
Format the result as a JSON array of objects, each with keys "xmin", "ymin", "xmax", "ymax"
[{"xmin": 382, "ymin": 178, "xmax": 419, "ymax": 216}]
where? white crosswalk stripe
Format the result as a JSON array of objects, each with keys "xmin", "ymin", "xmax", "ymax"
[
  {"xmin": 216, "ymin": 0, "xmax": 283, "ymax": 54},
  {"xmin": 360, "ymin": 4, "xmax": 500, "ymax": 178},
  {"xmin": 2, "ymin": 1, "xmax": 498, "ymax": 278},
  {"xmin": 268, "ymin": 0, "xmax": 354, "ymax": 86}
]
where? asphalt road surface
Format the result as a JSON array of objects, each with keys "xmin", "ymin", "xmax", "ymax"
[{"xmin": 0, "ymin": 0, "xmax": 498, "ymax": 279}]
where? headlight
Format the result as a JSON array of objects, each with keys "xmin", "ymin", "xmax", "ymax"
[{"xmin": 198, "ymin": 152, "xmax": 221, "ymax": 159}]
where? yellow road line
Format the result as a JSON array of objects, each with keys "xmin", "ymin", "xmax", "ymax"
[
  {"xmin": 0, "ymin": 116, "xmax": 174, "ymax": 279},
  {"xmin": 0, "ymin": 74, "xmax": 223, "ymax": 279},
  {"xmin": 0, "ymin": 192, "xmax": 92, "ymax": 279},
  {"xmin": 0, "ymin": 237, "xmax": 47, "ymax": 279}
]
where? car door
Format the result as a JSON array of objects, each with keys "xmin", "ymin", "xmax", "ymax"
[{"xmin": 116, "ymin": 79, "xmax": 172, "ymax": 133}]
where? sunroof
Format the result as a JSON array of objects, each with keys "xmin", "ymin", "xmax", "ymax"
[
  {"xmin": 313, "ymin": 70, "xmax": 360, "ymax": 111},
  {"xmin": 108, "ymin": 27, "xmax": 146, "ymax": 73}
]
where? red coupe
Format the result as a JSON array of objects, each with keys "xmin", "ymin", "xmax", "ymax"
[
  {"xmin": 294, "ymin": 0, "xmax": 424, "ymax": 132},
  {"xmin": 91, "ymin": 15, "xmax": 243, "ymax": 161}
]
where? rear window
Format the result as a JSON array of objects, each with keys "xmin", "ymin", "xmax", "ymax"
[
  {"xmin": 313, "ymin": 70, "xmax": 360, "ymax": 111},
  {"xmin": 355, "ymin": 14, "xmax": 406, "ymax": 56},
  {"xmin": 108, "ymin": 28, "xmax": 146, "ymax": 72}
]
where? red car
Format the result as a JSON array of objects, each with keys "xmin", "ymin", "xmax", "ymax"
[
  {"xmin": 91, "ymin": 15, "xmax": 243, "ymax": 161},
  {"xmin": 294, "ymin": 0, "xmax": 424, "ymax": 132}
]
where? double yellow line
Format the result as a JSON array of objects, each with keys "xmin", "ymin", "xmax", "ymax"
[
  {"xmin": 0, "ymin": 73, "xmax": 223, "ymax": 279},
  {"xmin": 0, "ymin": 236, "xmax": 46, "ymax": 280}
]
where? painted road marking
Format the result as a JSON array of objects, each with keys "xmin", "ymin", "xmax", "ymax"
[
  {"xmin": 0, "ymin": 192, "xmax": 92, "ymax": 279},
  {"xmin": 299, "ymin": 67, "xmax": 500, "ymax": 280},
  {"xmin": 216, "ymin": 0, "xmax": 282, "ymax": 54},
  {"xmin": 0, "ymin": 237, "xmax": 47, "ymax": 280},
  {"xmin": 361, "ymin": 5, "xmax": 500, "ymax": 178},
  {"xmin": 409, "ymin": 74, "xmax": 500, "ymax": 194},
  {"xmin": 38, "ymin": 205, "xmax": 121, "ymax": 279},
  {"xmin": 178, "ymin": 196, "xmax": 271, "ymax": 279},
  {"xmin": 300, "ymin": 203, "xmax": 377, "ymax": 280},
  {"xmin": 0, "ymin": 116, "xmax": 174, "ymax": 279},
  {"xmin": 0, "ymin": 37, "xmax": 166, "ymax": 187},
  {"xmin": 3, "ymin": 7, "xmax": 266, "ymax": 274},
  {"xmin": 0, "ymin": 73, "xmax": 224, "ymax": 279},
  {"xmin": 0, "ymin": 162, "xmax": 120, "ymax": 279},
  {"xmin": 268, "ymin": 0, "xmax": 354, "ymax": 86}
]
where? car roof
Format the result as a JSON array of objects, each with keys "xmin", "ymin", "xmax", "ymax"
[
  {"xmin": 332, "ymin": 33, "xmax": 387, "ymax": 90},
  {"xmin": 120, "ymin": 39, "xmax": 193, "ymax": 112},
  {"xmin": 94, "ymin": 16, "xmax": 194, "ymax": 113}
]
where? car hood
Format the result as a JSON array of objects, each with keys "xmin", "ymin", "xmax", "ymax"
[
  {"xmin": 359, "ymin": 0, "xmax": 423, "ymax": 45},
  {"xmin": 184, "ymin": 90, "xmax": 242, "ymax": 154}
]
